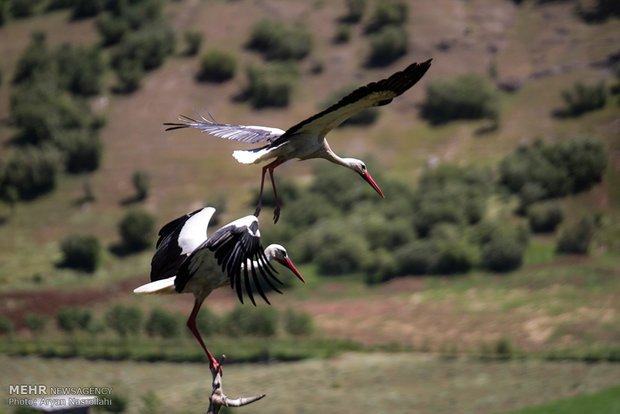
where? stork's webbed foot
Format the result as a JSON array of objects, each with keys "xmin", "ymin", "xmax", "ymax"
[{"xmin": 206, "ymin": 355, "xmax": 266, "ymax": 414}]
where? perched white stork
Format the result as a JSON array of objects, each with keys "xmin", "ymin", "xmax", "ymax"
[
  {"xmin": 133, "ymin": 207, "xmax": 305, "ymax": 372},
  {"xmin": 165, "ymin": 59, "xmax": 432, "ymax": 223}
]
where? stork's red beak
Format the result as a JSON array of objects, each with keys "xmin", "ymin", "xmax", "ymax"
[
  {"xmin": 275, "ymin": 257, "xmax": 305, "ymax": 284},
  {"xmin": 361, "ymin": 171, "xmax": 385, "ymax": 199}
]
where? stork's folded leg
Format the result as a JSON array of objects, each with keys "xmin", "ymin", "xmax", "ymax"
[
  {"xmin": 268, "ymin": 166, "xmax": 280, "ymax": 223},
  {"xmin": 254, "ymin": 165, "xmax": 269, "ymax": 218}
]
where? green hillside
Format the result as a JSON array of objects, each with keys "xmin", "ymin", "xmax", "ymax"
[
  {"xmin": 1, "ymin": 1, "xmax": 620, "ymax": 413},
  {"xmin": 0, "ymin": 0, "xmax": 618, "ymax": 289}
]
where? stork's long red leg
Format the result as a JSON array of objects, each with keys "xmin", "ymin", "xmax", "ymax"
[{"xmin": 187, "ymin": 298, "xmax": 220, "ymax": 372}]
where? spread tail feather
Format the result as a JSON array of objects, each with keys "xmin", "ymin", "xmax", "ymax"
[
  {"xmin": 232, "ymin": 143, "xmax": 281, "ymax": 165},
  {"xmin": 133, "ymin": 276, "xmax": 177, "ymax": 295},
  {"xmin": 233, "ymin": 149, "xmax": 265, "ymax": 165}
]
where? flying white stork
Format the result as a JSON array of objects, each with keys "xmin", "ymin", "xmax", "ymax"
[
  {"xmin": 165, "ymin": 59, "xmax": 432, "ymax": 223},
  {"xmin": 133, "ymin": 207, "xmax": 305, "ymax": 372}
]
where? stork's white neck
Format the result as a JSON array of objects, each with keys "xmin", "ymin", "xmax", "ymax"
[{"xmin": 320, "ymin": 142, "xmax": 356, "ymax": 169}]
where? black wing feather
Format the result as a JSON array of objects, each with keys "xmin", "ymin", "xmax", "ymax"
[
  {"xmin": 277, "ymin": 59, "xmax": 432, "ymax": 141},
  {"xmin": 198, "ymin": 219, "xmax": 279, "ymax": 304}
]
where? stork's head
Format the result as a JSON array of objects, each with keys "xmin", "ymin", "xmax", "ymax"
[
  {"xmin": 344, "ymin": 158, "xmax": 385, "ymax": 199},
  {"xmin": 265, "ymin": 244, "xmax": 305, "ymax": 284}
]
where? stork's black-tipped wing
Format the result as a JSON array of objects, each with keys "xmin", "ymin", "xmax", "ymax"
[
  {"xmin": 150, "ymin": 207, "xmax": 215, "ymax": 282},
  {"xmin": 278, "ymin": 59, "xmax": 432, "ymax": 141},
  {"xmin": 164, "ymin": 112, "xmax": 285, "ymax": 144},
  {"xmin": 175, "ymin": 215, "xmax": 280, "ymax": 305}
]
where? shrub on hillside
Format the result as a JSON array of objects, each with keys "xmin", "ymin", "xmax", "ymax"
[
  {"xmin": 197, "ymin": 49, "xmax": 237, "ymax": 82},
  {"xmin": 146, "ymin": 308, "xmax": 181, "ymax": 339},
  {"xmin": 184, "ymin": 29, "xmax": 203, "ymax": 56},
  {"xmin": 111, "ymin": 21, "xmax": 175, "ymax": 72},
  {"xmin": 412, "ymin": 186, "xmax": 484, "ymax": 236},
  {"xmin": 611, "ymin": 63, "xmax": 620, "ymax": 95},
  {"xmin": 527, "ymin": 201, "xmax": 564, "ymax": 233},
  {"xmin": 54, "ymin": 130, "xmax": 103, "ymax": 173},
  {"xmin": 315, "ymin": 229, "xmax": 372, "ymax": 275},
  {"xmin": 365, "ymin": 0, "xmax": 408, "ymax": 32},
  {"xmin": 11, "ymin": 85, "xmax": 89, "ymax": 145},
  {"xmin": 10, "ymin": 0, "xmax": 37, "ymax": 19},
  {"xmin": 24, "ymin": 313, "xmax": 49, "ymax": 334},
  {"xmin": 342, "ymin": 0, "xmax": 367, "ymax": 23},
  {"xmin": 500, "ymin": 137, "xmax": 607, "ymax": 204},
  {"xmin": 1, "ymin": 145, "xmax": 64, "ymax": 200},
  {"xmin": 114, "ymin": 59, "xmax": 144, "ymax": 93},
  {"xmin": 71, "ymin": 0, "xmax": 102, "ymax": 19},
  {"xmin": 334, "ymin": 25, "xmax": 352, "ymax": 43},
  {"xmin": 12, "ymin": 32, "xmax": 51, "ymax": 85},
  {"xmin": 364, "ymin": 248, "xmax": 401, "ymax": 284},
  {"xmin": 247, "ymin": 19, "xmax": 312, "ymax": 61},
  {"xmin": 421, "ymin": 73, "xmax": 500, "ymax": 124},
  {"xmin": 0, "ymin": 317, "xmax": 14, "ymax": 335},
  {"xmin": 468, "ymin": 220, "xmax": 529, "ymax": 248},
  {"xmin": 225, "ymin": 305, "xmax": 279, "ymax": 337},
  {"xmin": 546, "ymin": 136, "xmax": 608, "ymax": 193},
  {"xmin": 283, "ymin": 308, "xmax": 314, "ymax": 336},
  {"xmin": 360, "ymin": 215, "xmax": 416, "ymax": 250},
  {"xmin": 55, "ymin": 44, "xmax": 105, "ymax": 96},
  {"xmin": 195, "ymin": 307, "xmax": 222, "ymax": 336},
  {"xmin": 118, "ymin": 209, "xmax": 156, "ymax": 252},
  {"xmin": 556, "ymin": 217, "xmax": 595, "ymax": 255},
  {"xmin": 561, "ymin": 80, "xmax": 607, "ymax": 116},
  {"xmin": 480, "ymin": 236, "xmax": 524, "ymax": 272},
  {"xmin": 47, "ymin": 0, "xmax": 74, "ymax": 10},
  {"xmin": 244, "ymin": 63, "xmax": 299, "ymax": 108},
  {"xmin": 97, "ymin": 12, "xmax": 130, "ymax": 45},
  {"xmin": 56, "ymin": 307, "xmax": 93, "ymax": 333},
  {"xmin": 410, "ymin": 165, "xmax": 493, "ymax": 235},
  {"xmin": 500, "ymin": 141, "xmax": 569, "ymax": 198},
  {"xmin": 60, "ymin": 234, "xmax": 102, "ymax": 272},
  {"xmin": 105, "ymin": 305, "xmax": 143, "ymax": 337},
  {"xmin": 132, "ymin": 169, "xmax": 150, "ymax": 201},
  {"xmin": 430, "ymin": 240, "xmax": 477, "ymax": 274},
  {"xmin": 277, "ymin": 193, "xmax": 339, "ymax": 229},
  {"xmin": 394, "ymin": 240, "xmax": 438, "ymax": 276},
  {"xmin": 366, "ymin": 25, "xmax": 408, "ymax": 67},
  {"xmin": 0, "ymin": 3, "xmax": 8, "ymax": 26}
]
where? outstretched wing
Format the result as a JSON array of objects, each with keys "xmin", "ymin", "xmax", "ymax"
[
  {"xmin": 150, "ymin": 207, "xmax": 215, "ymax": 282},
  {"xmin": 175, "ymin": 215, "xmax": 282, "ymax": 305},
  {"xmin": 278, "ymin": 59, "xmax": 432, "ymax": 141},
  {"xmin": 164, "ymin": 111, "xmax": 285, "ymax": 144}
]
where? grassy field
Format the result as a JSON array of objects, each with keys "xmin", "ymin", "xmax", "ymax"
[
  {"xmin": 502, "ymin": 385, "xmax": 620, "ymax": 414},
  {"xmin": 2, "ymin": 353, "xmax": 620, "ymax": 414}
]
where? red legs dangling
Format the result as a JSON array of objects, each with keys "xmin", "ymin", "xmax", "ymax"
[
  {"xmin": 187, "ymin": 298, "xmax": 220, "ymax": 373},
  {"xmin": 254, "ymin": 159, "xmax": 285, "ymax": 223}
]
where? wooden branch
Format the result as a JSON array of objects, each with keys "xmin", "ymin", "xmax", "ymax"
[{"xmin": 206, "ymin": 355, "xmax": 266, "ymax": 414}]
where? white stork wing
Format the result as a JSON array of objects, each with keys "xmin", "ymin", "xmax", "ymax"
[
  {"xmin": 150, "ymin": 207, "xmax": 215, "ymax": 282},
  {"xmin": 164, "ymin": 112, "xmax": 285, "ymax": 144},
  {"xmin": 279, "ymin": 59, "xmax": 432, "ymax": 141},
  {"xmin": 175, "ymin": 215, "xmax": 282, "ymax": 305}
]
